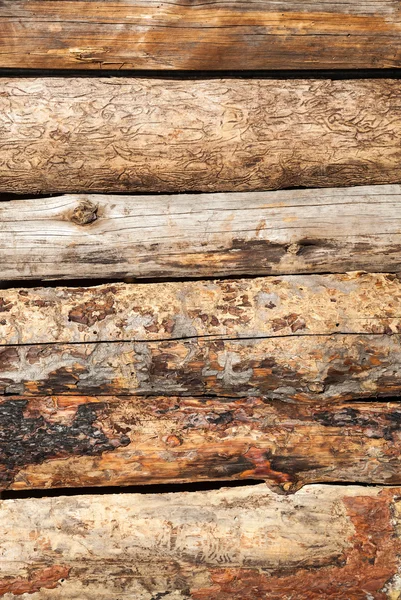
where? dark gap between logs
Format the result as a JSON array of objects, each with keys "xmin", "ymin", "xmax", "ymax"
[
  {"xmin": 0, "ymin": 478, "xmax": 266, "ymax": 500},
  {"xmin": 1, "ymin": 68, "xmax": 401, "ymax": 79},
  {"xmin": 0, "ymin": 272, "xmax": 339, "ymax": 291}
]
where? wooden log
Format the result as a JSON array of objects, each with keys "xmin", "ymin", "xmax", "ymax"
[
  {"xmin": 1, "ymin": 333, "xmax": 401, "ymax": 400},
  {"xmin": 3, "ymin": 186, "xmax": 401, "ymax": 281},
  {"xmin": 2, "ymin": 1, "xmax": 401, "ymax": 71},
  {"xmin": 1, "ymin": 273, "xmax": 401, "ymax": 400},
  {"xmin": 2, "ymin": 78, "xmax": 401, "ymax": 194},
  {"xmin": 1, "ymin": 272, "xmax": 401, "ymax": 345},
  {"xmin": 0, "ymin": 484, "xmax": 400, "ymax": 598},
  {"xmin": 3, "ymin": 396, "xmax": 401, "ymax": 493}
]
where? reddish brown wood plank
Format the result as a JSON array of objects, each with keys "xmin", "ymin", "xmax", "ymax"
[
  {"xmin": 2, "ymin": 1, "xmax": 401, "ymax": 70},
  {"xmin": 2, "ymin": 396, "xmax": 401, "ymax": 493}
]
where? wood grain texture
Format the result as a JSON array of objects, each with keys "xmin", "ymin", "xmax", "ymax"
[
  {"xmin": 0, "ymin": 484, "xmax": 400, "ymax": 598},
  {"xmin": 4, "ymin": 186, "xmax": 401, "ymax": 280},
  {"xmin": 2, "ymin": 78, "xmax": 401, "ymax": 194},
  {"xmin": 1, "ymin": 273, "xmax": 401, "ymax": 400},
  {"xmin": 2, "ymin": 1, "xmax": 401, "ymax": 70},
  {"xmin": 1, "ymin": 272, "xmax": 401, "ymax": 345},
  {"xmin": 3, "ymin": 396, "xmax": 401, "ymax": 493}
]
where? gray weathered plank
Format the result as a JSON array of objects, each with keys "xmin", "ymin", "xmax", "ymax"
[
  {"xmin": 2, "ymin": 79, "xmax": 401, "ymax": 194},
  {"xmin": 1, "ymin": 1, "xmax": 401, "ymax": 70},
  {"xmin": 2, "ymin": 186, "xmax": 401, "ymax": 280}
]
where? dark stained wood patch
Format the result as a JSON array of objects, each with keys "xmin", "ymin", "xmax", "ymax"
[{"xmin": 3, "ymin": 396, "xmax": 401, "ymax": 492}]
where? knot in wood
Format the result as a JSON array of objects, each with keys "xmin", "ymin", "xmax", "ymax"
[
  {"xmin": 165, "ymin": 435, "xmax": 182, "ymax": 447},
  {"xmin": 286, "ymin": 243, "xmax": 301, "ymax": 255},
  {"xmin": 71, "ymin": 199, "xmax": 98, "ymax": 225},
  {"xmin": 308, "ymin": 382, "xmax": 326, "ymax": 393}
]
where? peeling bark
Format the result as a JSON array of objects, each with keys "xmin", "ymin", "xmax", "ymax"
[
  {"xmin": 3, "ymin": 396, "xmax": 401, "ymax": 492},
  {"xmin": 1, "ymin": 334, "xmax": 401, "ymax": 400},
  {"xmin": 0, "ymin": 272, "xmax": 401, "ymax": 344},
  {"xmin": 3, "ymin": 186, "xmax": 401, "ymax": 281},
  {"xmin": 2, "ymin": 79, "xmax": 401, "ymax": 194},
  {"xmin": 0, "ymin": 274, "xmax": 400, "ymax": 490},
  {"xmin": 0, "ymin": 485, "xmax": 400, "ymax": 599},
  {"xmin": 0, "ymin": 274, "xmax": 400, "ymax": 399},
  {"xmin": 2, "ymin": 1, "xmax": 401, "ymax": 70}
]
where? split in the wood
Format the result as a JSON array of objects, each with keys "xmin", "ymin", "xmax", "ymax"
[
  {"xmin": 2, "ymin": 185, "xmax": 401, "ymax": 280},
  {"xmin": 0, "ymin": 478, "xmax": 266, "ymax": 500},
  {"xmin": 0, "ymin": 484, "xmax": 400, "ymax": 598}
]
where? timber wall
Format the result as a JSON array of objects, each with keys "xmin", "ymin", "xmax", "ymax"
[{"xmin": 1, "ymin": 3, "xmax": 401, "ymax": 598}]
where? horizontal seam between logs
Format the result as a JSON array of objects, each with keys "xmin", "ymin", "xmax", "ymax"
[{"xmin": 0, "ymin": 329, "xmax": 398, "ymax": 348}]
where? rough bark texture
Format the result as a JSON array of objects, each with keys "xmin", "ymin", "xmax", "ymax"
[
  {"xmin": 3, "ymin": 396, "xmax": 401, "ymax": 493},
  {"xmin": 2, "ymin": 78, "xmax": 401, "ymax": 194},
  {"xmin": 0, "ymin": 484, "xmax": 400, "ymax": 599},
  {"xmin": 2, "ymin": 1, "xmax": 401, "ymax": 70},
  {"xmin": 1, "ymin": 273, "xmax": 401, "ymax": 400},
  {"xmin": 3, "ymin": 186, "xmax": 401, "ymax": 280},
  {"xmin": 1, "ymin": 333, "xmax": 401, "ymax": 401},
  {"xmin": 1, "ymin": 272, "xmax": 401, "ymax": 345},
  {"xmin": 0, "ymin": 274, "xmax": 400, "ymax": 491}
]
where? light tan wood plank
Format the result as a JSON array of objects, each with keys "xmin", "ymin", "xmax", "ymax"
[
  {"xmin": 2, "ymin": 79, "xmax": 401, "ymax": 194},
  {"xmin": 0, "ymin": 272, "xmax": 400, "ymax": 345}
]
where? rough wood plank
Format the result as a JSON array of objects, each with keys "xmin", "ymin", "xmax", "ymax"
[
  {"xmin": 3, "ymin": 186, "xmax": 401, "ymax": 280},
  {"xmin": 3, "ymin": 396, "xmax": 401, "ymax": 493},
  {"xmin": 1, "ymin": 333, "xmax": 401, "ymax": 400},
  {"xmin": 2, "ymin": 1, "xmax": 401, "ymax": 70},
  {"xmin": 1, "ymin": 272, "xmax": 401, "ymax": 345},
  {"xmin": 0, "ymin": 484, "xmax": 400, "ymax": 598},
  {"xmin": 2, "ymin": 79, "xmax": 401, "ymax": 194}
]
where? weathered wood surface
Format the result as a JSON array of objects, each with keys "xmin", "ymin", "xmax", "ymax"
[
  {"xmin": 0, "ymin": 484, "xmax": 400, "ymax": 598},
  {"xmin": 4, "ymin": 186, "xmax": 401, "ymax": 280},
  {"xmin": 1, "ymin": 273, "xmax": 401, "ymax": 400},
  {"xmin": 2, "ymin": 333, "xmax": 401, "ymax": 400},
  {"xmin": 1, "ymin": 272, "xmax": 401, "ymax": 345},
  {"xmin": 2, "ymin": 1, "xmax": 401, "ymax": 71},
  {"xmin": 3, "ymin": 396, "xmax": 401, "ymax": 493},
  {"xmin": 2, "ymin": 79, "xmax": 401, "ymax": 194}
]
